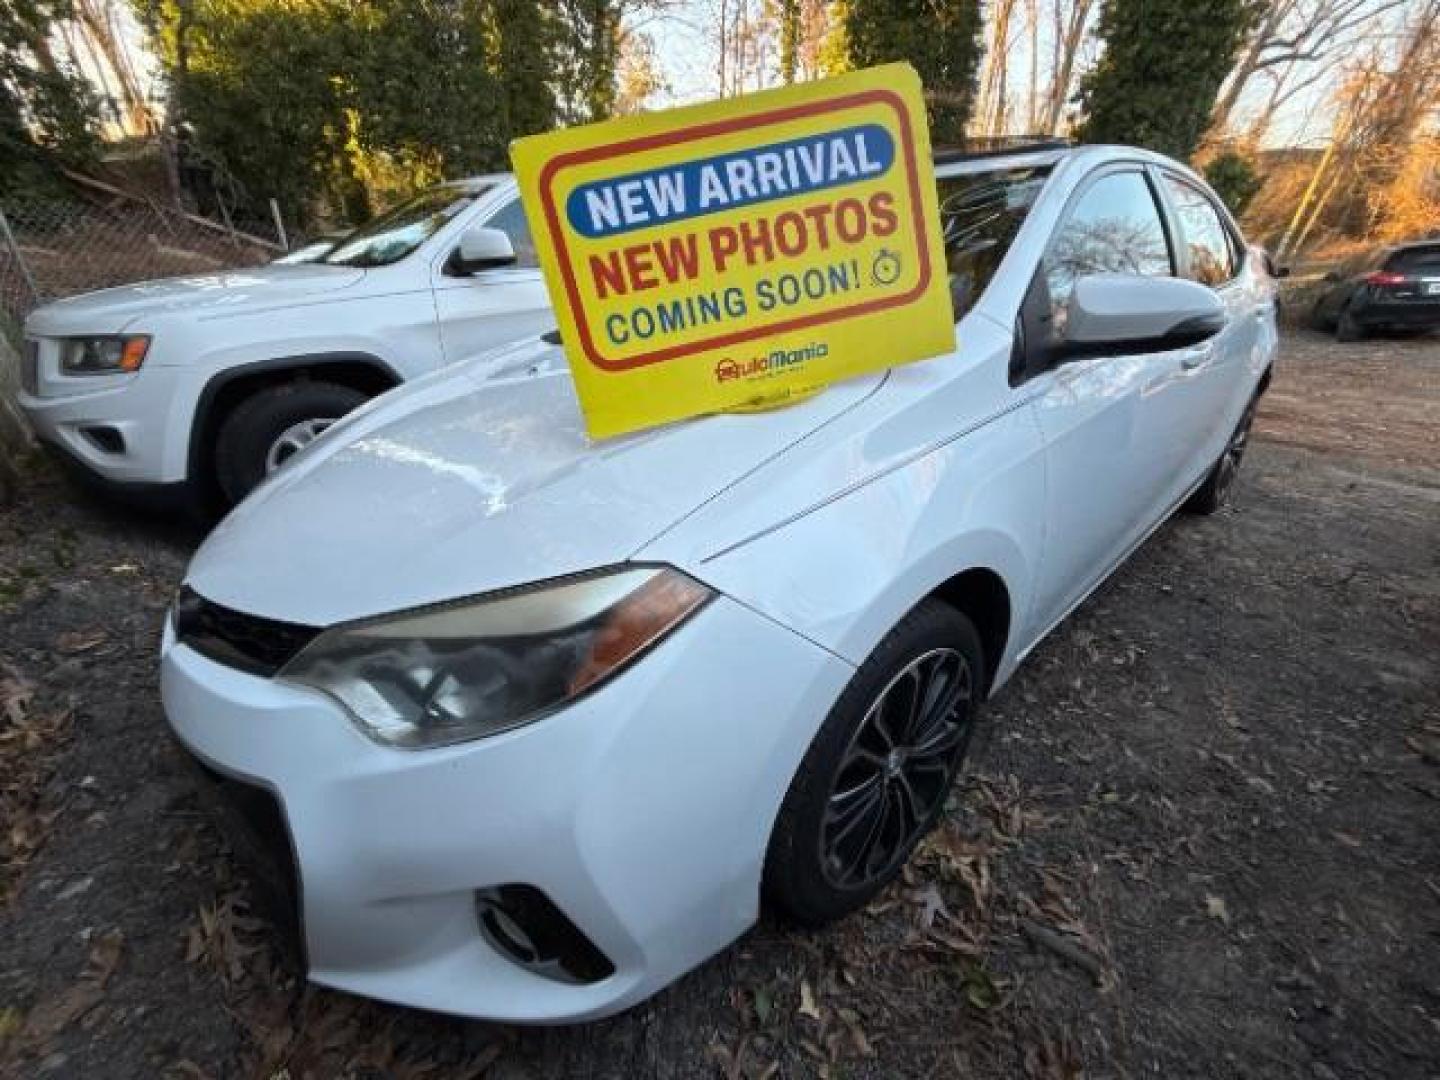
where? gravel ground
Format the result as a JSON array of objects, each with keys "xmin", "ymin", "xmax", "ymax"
[{"xmin": 1, "ymin": 326, "xmax": 1437, "ymax": 1080}]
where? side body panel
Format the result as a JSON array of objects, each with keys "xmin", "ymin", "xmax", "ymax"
[
  {"xmin": 431, "ymin": 190, "xmax": 555, "ymax": 362},
  {"xmin": 643, "ymin": 315, "xmax": 1049, "ymax": 692}
]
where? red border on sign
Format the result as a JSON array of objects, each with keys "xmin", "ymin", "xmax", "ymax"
[{"xmin": 537, "ymin": 89, "xmax": 933, "ymax": 373}]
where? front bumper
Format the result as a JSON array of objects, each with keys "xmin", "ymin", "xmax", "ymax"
[
  {"xmin": 17, "ymin": 350, "xmax": 194, "ymax": 488},
  {"xmin": 37, "ymin": 434, "xmax": 191, "ymax": 510},
  {"xmin": 161, "ymin": 596, "xmax": 852, "ymax": 1022}
]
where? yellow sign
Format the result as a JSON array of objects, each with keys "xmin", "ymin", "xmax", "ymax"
[{"xmin": 510, "ymin": 63, "xmax": 955, "ymax": 438}]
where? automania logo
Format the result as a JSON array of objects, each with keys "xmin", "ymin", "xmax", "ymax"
[{"xmin": 715, "ymin": 341, "xmax": 828, "ymax": 383}]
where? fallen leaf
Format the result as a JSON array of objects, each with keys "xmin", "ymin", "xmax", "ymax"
[
  {"xmin": 1205, "ymin": 894, "xmax": 1230, "ymax": 924},
  {"xmin": 837, "ymin": 1007, "xmax": 873, "ymax": 1055},
  {"xmin": 798, "ymin": 979, "xmax": 821, "ymax": 1021},
  {"xmin": 752, "ymin": 985, "xmax": 773, "ymax": 1026},
  {"xmin": 962, "ymin": 965, "xmax": 1001, "ymax": 1010},
  {"xmin": 55, "ymin": 629, "xmax": 108, "ymax": 654},
  {"xmin": 914, "ymin": 883, "xmax": 948, "ymax": 929},
  {"xmin": 85, "ymin": 929, "xmax": 124, "ymax": 986},
  {"xmin": 0, "ymin": 667, "xmax": 33, "ymax": 724},
  {"xmin": 166, "ymin": 1061, "xmax": 216, "ymax": 1080}
]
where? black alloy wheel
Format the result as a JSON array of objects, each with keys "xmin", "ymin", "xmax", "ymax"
[
  {"xmin": 1186, "ymin": 393, "xmax": 1258, "ymax": 515},
  {"xmin": 764, "ymin": 600, "xmax": 984, "ymax": 925},
  {"xmin": 820, "ymin": 647, "xmax": 974, "ymax": 889}
]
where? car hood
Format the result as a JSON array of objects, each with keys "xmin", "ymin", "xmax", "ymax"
[
  {"xmin": 188, "ymin": 339, "xmax": 885, "ymax": 626},
  {"xmin": 24, "ymin": 263, "xmax": 366, "ymax": 335}
]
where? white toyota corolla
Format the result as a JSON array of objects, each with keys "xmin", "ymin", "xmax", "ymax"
[{"xmin": 161, "ymin": 143, "xmax": 1277, "ymax": 1022}]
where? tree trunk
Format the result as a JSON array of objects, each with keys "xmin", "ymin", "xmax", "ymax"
[
  {"xmin": 780, "ymin": 0, "xmax": 800, "ymax": 83},
  {"xmin": 75, "ymin": 0, "xmax": 153, "ymax": 135},
  {"xmin": 1042, "ymin": 0, "xmax": 1094, "ymax": 135}
]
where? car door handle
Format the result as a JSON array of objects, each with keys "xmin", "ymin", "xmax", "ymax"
[{"xmin": 1180, "ymin": 347, "xmax": 1211, "ymax": 370}]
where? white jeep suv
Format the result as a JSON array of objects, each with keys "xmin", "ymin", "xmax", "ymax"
[
  {"xmin": 18, "ymin": 175, "xmax": 550, "ymax": 508},
  {"xmin": 162, "ymin": 144, "xmax": 1277, "ymax": 1021}
]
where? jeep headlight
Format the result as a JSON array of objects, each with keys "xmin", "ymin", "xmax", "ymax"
[
  {"xmin": 59, "ymin": 335, "xmax": 150, "ymax": 375},
  {"xmin": 277, "ymin": 567, "xmax": 713, "ymax": 748}
]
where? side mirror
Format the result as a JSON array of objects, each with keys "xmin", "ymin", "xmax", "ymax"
[
  {"xmin": 452, "ymin": 226, "xmax": 517, "ymax": 274},
  {"xmin": 1260, "ymin": 250, "xmax": 1290, "ymax": 279},
  {"xmin": 1059, "ymin": 274, "xmax": 1226, "ymax": 361}
]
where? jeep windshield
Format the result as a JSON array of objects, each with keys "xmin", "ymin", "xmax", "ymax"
[
  {"xmin": 939, "ymin": 164, "xmax": 1050, "ymax": 320},
  {"xmin": 324, "ymin": 181, "xmax": 495, "ymax": 268}
]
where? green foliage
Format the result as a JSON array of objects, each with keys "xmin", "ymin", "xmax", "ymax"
[
  {"xmin": 134, "ymin": 0, "xmax": 607, "ymax": 226},
  {"xmin": 551, "ymin": 0, "xmax": 621, "ymax": 123},
  {"xmin": 0, "ymin": 0, "xmax": 100, "ymax": 193},
  {"xmin": 1076, "ymin": 0, "xmax": 1259, "ymax": 160},
  {"xmin": 842, "ymin": 0, "xmax": 984, "ymax": 145},
  {"xmin": 1204, "ymin": 151, "xmax": 1263, "ymax": 217}
]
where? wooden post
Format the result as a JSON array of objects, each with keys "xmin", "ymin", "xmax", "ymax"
[
  {"xmin": 269, "ymin": 198, "xmax": 289, "ymax": 251},
  {"xmin": 0, "ymin": 207, "xmax": 40, "ymax": 306}
]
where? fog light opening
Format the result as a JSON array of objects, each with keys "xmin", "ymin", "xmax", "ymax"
[
  {"xmin": 475, "ymin": 885, "xmax": 615, "ymax": 985},
  {"xmin": 81, "ymin": 425, "xmax": 125, "ymax": 455}
]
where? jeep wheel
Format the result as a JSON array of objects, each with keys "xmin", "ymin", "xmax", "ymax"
[{"xmin": 215, "ymin": 381, "xmax": 366, "ymax": 504}]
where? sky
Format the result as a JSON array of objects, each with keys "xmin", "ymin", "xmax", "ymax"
[{"xmin": 635, "ymin": 0, "xmax": 1399, "ymax": 150}]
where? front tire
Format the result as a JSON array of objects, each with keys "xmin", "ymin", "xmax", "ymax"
[
  {"xmin": 214, "ymin": 381, "xmax": 367, "ymax": 504},
  {"xmin": 763, "ymin": 600, "xmax": 984, "ymax": 926}
]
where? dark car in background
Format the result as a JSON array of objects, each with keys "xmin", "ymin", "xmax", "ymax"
[{"xmin": 1310, "ymin": 240, "xmax": 1440, "ymax": 340}]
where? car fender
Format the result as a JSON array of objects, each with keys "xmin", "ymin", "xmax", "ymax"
[
  {"xmin": 184, "ymin": 351, "xmax": 404, "ymax": 485},
  {"xmin": 683, "ymin": 428, "xmax": 1044, "ymax": 688}
]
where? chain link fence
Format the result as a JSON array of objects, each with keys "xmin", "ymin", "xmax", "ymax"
[
  {"xmin": 0, "ymin": 193, "xmax": 289, "ymax": 337},
  {"xmin": 0, "ymin": 184, "xmax": 296, "ymax": 464}
]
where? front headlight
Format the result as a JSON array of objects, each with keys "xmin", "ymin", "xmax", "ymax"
[
  {"xmin": 60, "ymin": 335, "xmax": 150, "ymax": 375},
  {"xmin": 277, "ymin": 566, "xmax": 713, "ymax": 748}
]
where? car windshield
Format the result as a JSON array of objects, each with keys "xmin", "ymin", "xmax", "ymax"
[
  {"xmin": 324, "ymin": 182, "xmax": 494, "ymax": 268},
  {"xmin": 938, "ymin": 165, "xmax": 1050, "ymax": 320},
  {"xmin": 272, "ymin": 238, "xmax": 339, "ymax": 265}
]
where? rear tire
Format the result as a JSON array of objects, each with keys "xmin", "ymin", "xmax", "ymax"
[
  {"xmin": 214, "ymin": 381, "xmax": 366, "ymax": 504},
  {"xmin": 1186, "ymin": 393, "xmax": 1258, "ymax": 515},
  {"xmin": 763, "ymin": 600, "xmax": 984, "ymax": 926},
  {"xmin": 1336, "ymin": 305, "xmax": 1365, "ymax": 342},
  {"xmin": 1308, "ymin": 299, "xmax": 1336, "ymax": 333}
]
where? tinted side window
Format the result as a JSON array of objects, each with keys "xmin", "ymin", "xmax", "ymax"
[
  {"xmin": 1161, "ymin": 176, "xmax": 1236, "ymax": 286},
  {"xmin": 1044, "ymin": 170, "xmax": 1172, "ymax": 331},
  {"xmin": 1387, "ymin": 245, "xmax": 1440, "ymax": 274},
  {"xmin": 484, "ymin": 198, "xmax": 538, "ymax": 268}
]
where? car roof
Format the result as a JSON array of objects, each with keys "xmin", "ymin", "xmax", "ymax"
[{"xmin": 452, "ymin": 144, "xmax": 1202, "ymax": 202}]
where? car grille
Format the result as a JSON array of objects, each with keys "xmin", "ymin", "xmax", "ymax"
[
  {"xmin": 21, "ymin": 339, "xmax": 39, "ymax": 396},
  {"xmin": 173, "ymin": 586, "xmax": 322, "ymax": 677}
]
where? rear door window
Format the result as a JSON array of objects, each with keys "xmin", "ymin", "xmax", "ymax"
[
  {"xmin": 1160, "ymin": 176, "xmax": 1238, "ymax": 286},
  {"xmin": 1387, "ymin": 246, "xmax": 1440, "ymax": 275}
]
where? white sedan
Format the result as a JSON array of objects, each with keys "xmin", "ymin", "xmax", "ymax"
[{"xmin": 161, "ymin": 143, "xmax": 1277, "ymax": 1021}]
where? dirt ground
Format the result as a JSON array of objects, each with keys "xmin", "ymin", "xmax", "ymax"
[{"xmin": 1, "ymin": 325, "xmax": 1437, "ymax": 1080}]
